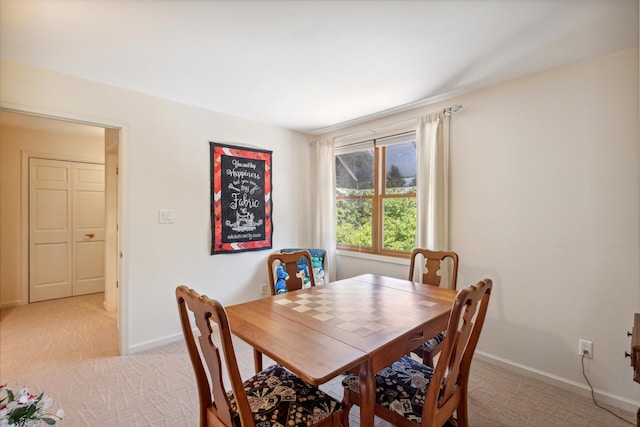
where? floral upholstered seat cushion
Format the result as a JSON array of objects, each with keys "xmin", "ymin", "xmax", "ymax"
[
  {"xmin": 420, "ymin": 330, "xmax": 446, "ymax": 352},
  {"xmin": 226, "ymin": 364, "xmax": 341, "ymax": 427},
  {"xmin": 342, "ymin": 355, "xmax": 434, "ymax": 424}
]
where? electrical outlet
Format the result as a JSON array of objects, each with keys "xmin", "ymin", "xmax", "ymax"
[
  {"xmin": 579, "ymin": 339, "xmax": 593, "ymax": 358},
  {"xmin": 260, "ymin": 284, "xmax": 268, "ymax": 295}
]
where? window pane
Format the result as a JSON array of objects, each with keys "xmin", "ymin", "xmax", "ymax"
[
  {"xmin": 336, "ymin": 149, "xmax": 374, "ymax": 196},
  {"xmin": 336, "ymin": 199, "xmax": 372, "ymax": 248},
  {"xmin": 382, "ymin": 197, "xmax": 416, "ymax": 251},
  {"xmin": 385, "ymin": 142, "xmax": 416, "ymax": 195}
]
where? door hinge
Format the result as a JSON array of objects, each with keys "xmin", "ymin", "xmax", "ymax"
[{"xmin": 116, "ymin": 280, "xmax": 119, "ymax": 288}]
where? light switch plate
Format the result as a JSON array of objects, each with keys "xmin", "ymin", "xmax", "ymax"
[{"xmin": 159, "ymin": 209, "xmax": 175, "ymax": 224}]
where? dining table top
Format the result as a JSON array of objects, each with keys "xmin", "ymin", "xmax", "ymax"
[{"xmin": 225, "ymin": 273, "xmax": 458, "ymax": 385}]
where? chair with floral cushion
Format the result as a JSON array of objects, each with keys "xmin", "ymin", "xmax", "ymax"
[
  {"xmin": 340, "ymin": 278, "xmax": 492, "ymax": 427},
  {"xmin": 176, "ymin": 285, "xmax": 342, "ymax": 427},
  {"xmin": 409, "ymin": 248, "xmax": 459, "ymax": 367}
]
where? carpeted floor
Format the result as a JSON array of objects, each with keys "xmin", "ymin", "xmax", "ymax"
[{"xmin": 0, "ymin": 293, "xmax": 635, "ymax": 426}]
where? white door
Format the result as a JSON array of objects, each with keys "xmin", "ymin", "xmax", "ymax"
[
  {"xmin": 29, "ymin": 159, "xmax": 105, "ymax": 302},
  {"xmin": 29, "ymin": 159, "xmax": 73, "ymax": 302},
  {"xmin": 73, "ymin": 162, "xmax": 105, "ymax": 296}
]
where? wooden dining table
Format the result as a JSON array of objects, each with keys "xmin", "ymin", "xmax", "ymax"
[{"xmin": 225, "ymin": 273, "xmax": 458, "ymax": 426}]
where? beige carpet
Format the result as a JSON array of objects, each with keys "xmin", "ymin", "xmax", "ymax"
[{"xmin": 0, "ymin": 293, "xmax": 635, "ymax": 426}]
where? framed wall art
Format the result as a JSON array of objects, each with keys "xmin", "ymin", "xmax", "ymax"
[{"xmin": 210, "ymin": 142, "xmax": 273, "ymax": 254}]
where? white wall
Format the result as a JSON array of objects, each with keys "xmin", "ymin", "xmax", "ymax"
[
  {"xmin": 0, "ymin": 125, "xmax": 105, "ymax": 305},
  {"xmin": 2, "ymin": 46, "xmax": 638, "ymax": 410},
  {"xmin": 0, "ymin": 60, "xmax": 313, "ymax": 352},
  {"xmin": 322, "ymin": 47, "xmax": 640, "ymax": 409}
]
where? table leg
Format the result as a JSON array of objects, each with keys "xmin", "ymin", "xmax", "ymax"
[
  {"xmin": 253, "ymin": 348, "xmax": 263, "ymax": 373},
  {"xmin": 358, "ymin": 359, "xmax": 374, "ymax": 426}
]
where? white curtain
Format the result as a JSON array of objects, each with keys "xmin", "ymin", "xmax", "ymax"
[
  {"xmin": 414, "ymin": 112, "xmax": 452, "ymax": 283},
  {"xmin": 311, "ymin": 139, "xmax": 336, "ymax": 283}
]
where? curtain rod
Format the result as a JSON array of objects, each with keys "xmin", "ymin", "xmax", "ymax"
[
  {"xmin": 333, "ymin": 104, "xmax": 463, "ymax": 142},
  {"xmin": 333, "ymin": 118, "xmax": 416, "ymax": 142}
]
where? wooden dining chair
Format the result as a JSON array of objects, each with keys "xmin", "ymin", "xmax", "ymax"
[
  {"xmin": 340, "ymin": 278, "xmax": 493, "ymax": 427},
  {"xmin": 409, "ymin": 248, "xmax": 459, "ymax": 367},
  {"xmin": 176, "ymin": 285, "xmax": 343, "ymax": 427},
  {"xmin": 267, "ymin": 250, "xmax": 316, "ymax": 295},
  {"xmin": 282, "ymin": 248, "xmax": 327, "ymax": 285}
]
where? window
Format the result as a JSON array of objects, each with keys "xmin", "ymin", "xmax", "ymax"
[{"xmin": 335, "ymin": 132, "xmax": 417, "ymax": 257}]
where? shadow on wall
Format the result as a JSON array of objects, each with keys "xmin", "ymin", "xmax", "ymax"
[
  {"xmin": 461, "ymin": 264, "xmax": 578, "ymax": 384},
  {"xmin": 458, "ymin": 264, "xmax": 504, "ymax": 320}
]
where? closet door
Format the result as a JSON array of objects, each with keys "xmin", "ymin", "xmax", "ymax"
[
  {"xmin": 72, "ymin": 162, "xmax": 105, "ymax": 296},
  {"xmin": 29, "ymin": 159, "xmax": 105, "ymax": 302},
  {"xmin": 29, "ymin": 159, "xmax": 73, "ymax": 302}
]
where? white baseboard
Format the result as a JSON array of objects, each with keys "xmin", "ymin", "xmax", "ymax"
[
  {"xmin": 0, "ymin": 300, "xmax": 26, "ymax": 309},
  {"xmin": 127, "ymin": 327, "xmax": 211, "ymax": 354},
  {"xmin": 474, "ymin": 351, "xmax": 640, "ymax": 414},
  {"xmin": 128, "ymin": 332, "xmax": 184, "ymax": 354}
]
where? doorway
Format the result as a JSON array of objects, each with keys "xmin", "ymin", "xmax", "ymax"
[{"xmin": 0, "ymin": 109, "xmax": 123, "ymax": 352}]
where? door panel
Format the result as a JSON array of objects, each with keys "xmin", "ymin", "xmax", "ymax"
[
  {"xmin": 73, "ymin": 163, "xmax": 105, "ymax": 296},
  {"xmin": 29, "ymin": 159, "xmax": 105, "ymax": 301},
  {"xmin": 75, "ymin": 241, "xmax": 105, "ymax": 294},
  {"xmin": 29, "ymin": 159, "xmax": 72, "ymax": 302}
]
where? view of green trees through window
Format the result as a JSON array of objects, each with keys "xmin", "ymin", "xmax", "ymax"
[
  {"xmin": 336, "ymin": 199, "xmax": 373, "ymax": 248},
  {"xmin": 335, "ymin": 138, "xmax": 417, "ymax": 254},
  {"xmin": 383, "ymin": 197, "xmax": 416, "ymax": 251}
]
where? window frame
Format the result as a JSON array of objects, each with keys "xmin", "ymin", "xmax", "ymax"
[{"xmin": 335, "ymin": 132, "xmax": 416, "ymax": 258}]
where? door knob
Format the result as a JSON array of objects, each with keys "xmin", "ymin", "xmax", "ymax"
[{"xmin": 85, "ymin": 233, "xmax": 95, "ymax": 238}]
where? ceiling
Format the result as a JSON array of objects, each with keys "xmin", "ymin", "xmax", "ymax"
[{"xmin": 0, "ymin": 1, "xmax": 638, "ymax": 135}]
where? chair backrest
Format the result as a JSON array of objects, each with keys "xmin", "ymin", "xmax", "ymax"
[
  {"xmin": 408, "ymin": 249, "xmax": 459, "ymax": 289},
  {"xmin": 175, "ymin": 286, "xmax": 255, "ymax": 427},
  {"xmin": 282, "ymin": 248, "xmax": 327, "ymax": 285},
  {"xmin": 422, "ymin": 279, "xmax": 492, "ymax": 426},
  {"xmin": 281, "ymin": 248, "xmax": 326, "ymax": 266},
  {"xmin": 267, "ymin": 250, "xmax": 316, "ymax": 295}
]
